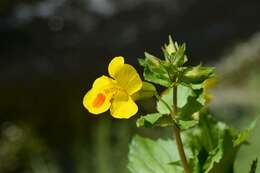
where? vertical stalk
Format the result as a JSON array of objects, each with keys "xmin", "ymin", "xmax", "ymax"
[{"xmin": 171, "ymin": 84, "xmax": 191, "ymax": 173}]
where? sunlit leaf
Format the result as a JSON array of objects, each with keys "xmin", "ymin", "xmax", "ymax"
[
  {"xmin": 136, "ymin": 113, "xmax": 173, "ymax": 128},
  {"xmin": 128, "ymin": 135, "xmax": 192, "ymax": 173},
  {"xmin": 156, "ymin": 85, "xmax": 203, "ymax": 117}
]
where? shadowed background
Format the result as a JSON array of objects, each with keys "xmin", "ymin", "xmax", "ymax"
[{"xmin": 0, "ymin": 0, "xmax": 260, "ymax": 173}]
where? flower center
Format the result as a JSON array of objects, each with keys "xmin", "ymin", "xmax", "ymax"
[
  {"xmin": 104, "ymin": 86, "xmax": 128, "ymax": 100},
  {"xmin": 92, "ymin": 93, "xmax": 106, "ymax": 108}
]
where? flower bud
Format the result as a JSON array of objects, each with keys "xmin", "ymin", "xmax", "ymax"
[{"xmin": 182, "ymin": 66, "xmax": 215, "ymax": 84}]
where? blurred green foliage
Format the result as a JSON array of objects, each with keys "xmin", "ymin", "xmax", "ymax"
[
  {"xmin": 0, "ymin": 123, "xmax": 61, "ymax": 173},
  {"xmin": 212, "ymin": 33, "xmax": 260, "ymax": 173}
]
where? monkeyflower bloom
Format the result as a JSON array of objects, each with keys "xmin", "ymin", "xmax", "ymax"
[{"xmin": 83, "ymin": 56, "xmax": 142, "ymax": 119}]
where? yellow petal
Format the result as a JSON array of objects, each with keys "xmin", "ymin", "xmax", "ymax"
[
  {"xmin": 113, "ymin": 64, "xmax": 142, "ymax": 95},
  {"xmin": 108, "ymin": 56, "xmax": 124, "ymax": 78},
  {"xmin": 83, "ymin": 88, "xmax": 111, "ymax": 115},
  {"xmin": 203, "ymin": 77, "xmax": 217, "ymax": 104},
  {"xmin": 203, "ymin": 77, "xmax": 217, "ymax": 90},
  {"xmin": 92, "ymin": 75, "xmax": 115, "ymax": 89},
  {"xmin": 110, "ymin": 96, "xmax": 138, "ymax": 119}
]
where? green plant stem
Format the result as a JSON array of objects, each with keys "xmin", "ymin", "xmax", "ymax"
[{"xmin": 171, "ymin": 84, "xmax": 191, "ymax": 173}]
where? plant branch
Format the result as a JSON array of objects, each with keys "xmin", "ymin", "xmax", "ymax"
[{"xmin": 171, "ymin": 84, "xmax": 191, "ymax": 173}]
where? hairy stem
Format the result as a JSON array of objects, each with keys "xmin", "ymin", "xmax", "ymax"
[{"xmin": 171, "ymin": 84, "xmax": 191, "ymax": 173}]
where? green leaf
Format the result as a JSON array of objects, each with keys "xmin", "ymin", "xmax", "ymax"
[
  {"xmin": 128, "ymin": 135, "xmax": 191, "ymax": 173},
  {"xmin": 233, "ymin": 119, "xmax": 257, "ymax": 147},
  {"xmin": 189, "ymin": 151, "xmax": 202, "ymax": 173},
  {"xmin": 154, "ymin": 85, "xmax": 202, "ymax": 130},
  {"xmin": 156, "ymin": 88, "xmax": 173, "ymax": 114},
  {"xmin": 132, "ymin": 82, "xmax": 156, "ymax": 101},
  {"xmin": 203, "ymin": 130, "xmax": 237, "ymax": 173},
  {"xmin": 156, "ymin": 86, "xmax": 192, "ymax": 114},
  {"xmin": 249, "ymin": 159, "xmax": 258, "ymax": 173},
  {"xmin": 136, "ymin": 113, "xmax": 198, "ymax": 130},
  {"xmin": 156, "ymin": 85, "xmax": 203, "ymax": 116},
  {"xmin": 177, "ymin": 120, "xmax": 198, "ymax": 130},
  {"xmin": 143, "ymin": 67, "xmax": 172, "ymax": 87},
  {"xmin": 136, "ymin": 113, "xmax": 174, "ymax": 128},
  {"xmin": 179, "ymin": 97, "xmax": 203, "ymax": 119}
]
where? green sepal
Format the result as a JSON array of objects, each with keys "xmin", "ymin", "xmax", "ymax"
[
  {"xmin": 164, "ymin": 35, "xmax": 177, "ymax": 56},
  {"xmin": 181, "ymin": 65, "xmax": 215, "ymax": 84},
  {"xmin": 171, "ymin": 43, "xmax": 188, "ymax": 67},
  {"xmin": 159, "ymin": 60, "xmax": 178, "ymax": 79},
  {"xmin": 132, "ymin": 82, "xmax": 156, "ymax": 101},
  {"xmin": 162, "ymin": 36, "xmax": 188, "ymax": 67}
]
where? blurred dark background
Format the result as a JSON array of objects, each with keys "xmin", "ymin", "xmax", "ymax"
[{"xmin": 1, "ymin": 0, "xmax": 260, "ymax": 173}]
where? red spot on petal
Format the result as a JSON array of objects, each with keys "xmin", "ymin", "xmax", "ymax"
[{"xmin": 92, "ymin": 93, "xmax": 106, "ymax": 108}]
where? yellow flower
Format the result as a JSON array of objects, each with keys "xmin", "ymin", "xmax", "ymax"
[
  {"xmin": 83, "ymin": 56, "xmax": 142, "ymax": 119},
  {"xmin": 203, "ymin": 77, "xmax": 217, "ymax": 104}
]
